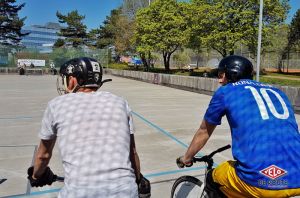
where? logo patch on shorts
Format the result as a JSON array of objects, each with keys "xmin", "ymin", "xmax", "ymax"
[{"xmin": 260, "ymin": 165, "xmax": 287, "ymax": 180}]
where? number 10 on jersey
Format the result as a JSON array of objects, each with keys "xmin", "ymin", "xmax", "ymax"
[{"xmin": 245, "ymin": 86, "xmax": 289, "ymax": 120}]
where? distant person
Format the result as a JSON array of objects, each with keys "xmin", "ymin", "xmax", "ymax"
[
  {"xmin": 18, "ymin": 62, "xmax": 25, "ymax": 75},
  {"xmin": 187, "ymin": 65, "xmax": 192, "ymax": 72},
  {"xmin": 27, "ymin": 57, "xmax": 151, "ymax": 198},
  {"xmin": 30, "ymin": 62, "xmax": 34, "ymax": 68},
  {"xmin": 50, "ymin": 63, "xmax": 57, "ymax": 75},
  {"xmin": 177, "ymin": 55, "xmax": 300, "ymax": 197}
]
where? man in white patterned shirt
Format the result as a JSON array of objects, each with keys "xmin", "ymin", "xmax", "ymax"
[{"xmin": 27, "ymin": 57, "xmax": 150, "ymax": 198}]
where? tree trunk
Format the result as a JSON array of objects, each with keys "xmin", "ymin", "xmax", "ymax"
[
  {"xmin": 147, "ymin": 51, "xmax": 151, "ymax": 71},
  {"xmin": 140, "ymin": 52, "xmax": 149, "ymax": 71},
  {"xmin": 163, "ymin": 52, "xmax": 171, "ymax": 71},
  {"xmin": 163, "ymin": 47, "xmax": 178, "ymax": 71},
  {"xmin": 287, "ymin": 50, "xmax": 290, "ymax": 73}
]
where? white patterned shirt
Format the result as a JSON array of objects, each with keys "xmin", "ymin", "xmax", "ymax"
[{"xmin": 39, "ymin": 91, "xmax": 138, "ymax": 198}]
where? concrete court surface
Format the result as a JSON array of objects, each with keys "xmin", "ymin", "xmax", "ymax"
[{"xmin": 0, "ymin": 74, "xmax": 299, "ymax": 198}]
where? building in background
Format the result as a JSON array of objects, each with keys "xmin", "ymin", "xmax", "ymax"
[{"xmin": 21, "ymin": 22, "xmax": 63, "ymax": 53}]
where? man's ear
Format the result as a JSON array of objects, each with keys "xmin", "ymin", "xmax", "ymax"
[{"xmin": 67, "ymin": 76, "xmax": 78, "ymax": 92}]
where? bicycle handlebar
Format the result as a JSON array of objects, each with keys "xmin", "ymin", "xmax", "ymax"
[
  {"xmin": 193, "ymin": 144, "xmax": 231, "ymax": 163},
  {"xmin": 53, "ymin": 175, "xmax": 64, "ymax": 182},
  {"xmin": 102, "ymin": 79, "xmax": 112, "ymax": 84}
]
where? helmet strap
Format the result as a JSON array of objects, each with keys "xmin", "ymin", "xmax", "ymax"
[
  {"xmin": 72, "ymin": 85, "xmax": 81, "ymax": 93},
  {"xmin": 63, "ymin": 76, "xmax": 80, "ymax": 93}
]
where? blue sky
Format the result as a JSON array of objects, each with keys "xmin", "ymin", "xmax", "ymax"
[
  {"xmin": 287, "ymin": 0, "xmax": 300, "ymax": 22},
  {"xmin": 17, "ymin": 0, "xmax": 300, "ymax": 30},
  {"xmin": 17, "ymin": 0, "xmax": 123, "ymax": 30}
]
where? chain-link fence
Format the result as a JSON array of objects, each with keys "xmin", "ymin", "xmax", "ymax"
[
  {"xmin": 164, "ymin": 48, "xmax": 300, "ymax": 71},
  {"xmin": 0, "ymin": 45, "xmax": 109, "ymax": 69}
]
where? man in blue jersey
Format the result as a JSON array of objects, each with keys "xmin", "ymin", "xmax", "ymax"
[{"xmin": 177, "ymin": 55, "xmax": 300, "ymax": 197}]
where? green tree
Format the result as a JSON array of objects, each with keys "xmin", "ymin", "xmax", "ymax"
[
  {"xmin": 134, "ymin": 0, "xmax": 188, "ymax": 71},
  {"xmin": 53, "ymin": 38, "xmax": 65, "ymax": 48},
  {"xmin": 281, "ymin": 9, "xmax": 300, "ymax": 72},
  {"xmin": 266, "ymin": 24, "xmax": 289, "ymax": 72},
  {"xmin": 190, "ymin": 0, "xmax": 289, "ymax": 57},
  {"xmin": 56, "ymin": 10, "xmax": 87, "ymax": 48},
  {"xmin": 114, "ymin": 15, "xmax": 135, "ymax": 55},
  {"xmin": 173, "ymin": 50, "xmax": 191, "ymax": 69},
  {"xmin": 287, "ymin": 9, "xmax": 300, "ymax": 51},
  {"xmin": 88, "ymin": 8, "xmax": 122, "ymax": 49},
  {"xmin": 182, "ymin": 2, "xmax": 206, "ymax": 68},
  {"xmin": 0, "ymin": 0, "xmax": 28, "ymax": 46}
]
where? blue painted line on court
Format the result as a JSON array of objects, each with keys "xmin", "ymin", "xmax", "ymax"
[
  {"xmin": 4, "ymin": 188, "xmax": 61, "ymax": 198},
  {"xmin": 30, "ymin": 188, "xmax": 60, "ymax": 196},
  {"xmin": 132, "ymin": 111, "xmax": 219, "ymax": 167},
  {"xmin": 4, "ymin": 111, "xmax": 217, "ymax": 197},
  {"xmin": 144, "ymin": 166, "xmax": 206, "ymax": 178},
  {"xmin": 132, "ymin": 111, "xmax": 189, "ymax": 148},
  {"xmin": 4, "ymin": 167, "xmax": 207, "ymax": 197}
]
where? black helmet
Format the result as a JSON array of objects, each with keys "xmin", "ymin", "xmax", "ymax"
[
  {"xmin": 218, "ymin": 55, "xmax": 253, "ymax": 82},
  {"xmin": 60, "ymin": 57, "xmax": 103, "ymax": 87},
  {"xmin": 57, "ymin": 57, "xmax": 104, "ymax": 94}
]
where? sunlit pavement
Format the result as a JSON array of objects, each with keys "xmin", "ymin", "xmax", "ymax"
[{"xmin": 0, "ymin": 74, "xmax": 299, "ymax": 198}]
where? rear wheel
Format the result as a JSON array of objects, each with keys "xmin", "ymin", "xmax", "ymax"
[{"xmin": 171, "ymin": 176, "xmax": 208, "ymax": 198}]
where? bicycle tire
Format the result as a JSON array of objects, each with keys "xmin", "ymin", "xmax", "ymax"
[{"xmin": 171, "ymin": 175, "xmax": 208, "ymax": 198}]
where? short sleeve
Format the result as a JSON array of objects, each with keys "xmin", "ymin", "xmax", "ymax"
[
  {"xmin": 126, "ymin": 101, "xmax": 135, "ymax": 134},
  {"xmin": 39, "ymin": 102, "xmax": 57, "ymax": 140},
  {"xmin": 204, "ymin": 87, "xmax": 226, "ymax": 125}
]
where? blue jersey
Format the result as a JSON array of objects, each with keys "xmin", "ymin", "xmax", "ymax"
[{"xmin": 204, "ymin": 79, "xmax": 300, "ymax": 189}]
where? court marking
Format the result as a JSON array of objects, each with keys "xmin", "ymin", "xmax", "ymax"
[
  {"xmin": 132, "ymin": 111, "xmax": 189, "ymax": 148},
  {"xmin": 145, "ymin": 166, "xmax": 206, "ymax": 178},
  {"xmin": 2, "ymin": 111, "xmax": 210, "ymax": 197},
  {"xmin": 132, "ymin": 111, "xmax": 220, "ymax": 167},
  {"xmin": 3, "ymin": 166, "xmax": 207, "ymax": 197}
]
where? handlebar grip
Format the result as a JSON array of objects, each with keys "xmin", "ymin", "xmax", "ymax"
[
  {"xmin": 185, "ymin": 162, "xmax": 193, "ymax": 167},
  {"xmin": 176, "ymin": 157, "xmax": 193, "ymax": 168},
  {"xmin": 53, "ymin": 175, "xmax": 64, "ymax": 182},
  {"xmin": 216, "ymin": 144, "xmax": 231, "ymax": 153},
  {"xmin": 102, "ymin": 79, "xmax": 112, "ymax": 84},
  {"xmin": 176, "ymin": 157, "xmax": 185, "ymax": 168}
]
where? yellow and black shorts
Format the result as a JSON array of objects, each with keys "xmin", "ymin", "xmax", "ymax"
[{"xmin": 212, "ymin": 161, "xmax": 300, "ymax": 198}]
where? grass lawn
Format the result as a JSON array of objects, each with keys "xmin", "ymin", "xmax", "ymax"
[
  {"xmin": 264, "ymin": 72, "xmax": 300, "ymax": 78},
  {"xmin": 258, "ymin": 76, "xmax": 300, "ymax": 87}
]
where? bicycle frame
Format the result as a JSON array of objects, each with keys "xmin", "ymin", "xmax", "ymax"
[
  {"xmin": 172, "ymin": 145, "xmax": 231, "ymax": 198},
  {"xmin": 196, "ymin": 145, "xmax": 231, "ymax": 197}
]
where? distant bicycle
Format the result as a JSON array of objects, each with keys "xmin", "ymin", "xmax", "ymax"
[
  {"xmin": 50, "ymin": 68, "xmax": 57, "ymax": 75},
  {"xmin": 19, "ymin": 67, "xmax": 25, "ymax": 75},
  {"xmin": 171, "ymin": 145, "xmax": 231, "ymax": 198}
]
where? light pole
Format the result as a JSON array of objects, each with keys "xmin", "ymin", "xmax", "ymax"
[{"xmin": 256, "ymin": 0, "xmax": 263, "ymax": 82}]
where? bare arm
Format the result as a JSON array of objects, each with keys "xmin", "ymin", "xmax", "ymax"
[
  {"xmin": 33, "ymin": 138, "xmax": 56, "ymax": 179},
  {"xmin": 182, "ymin": 120, "xmax": 216, "ymax": 163},
  {"xmin": 130, "ymin": 134, "xmax": 141, "ymax": 182}
]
